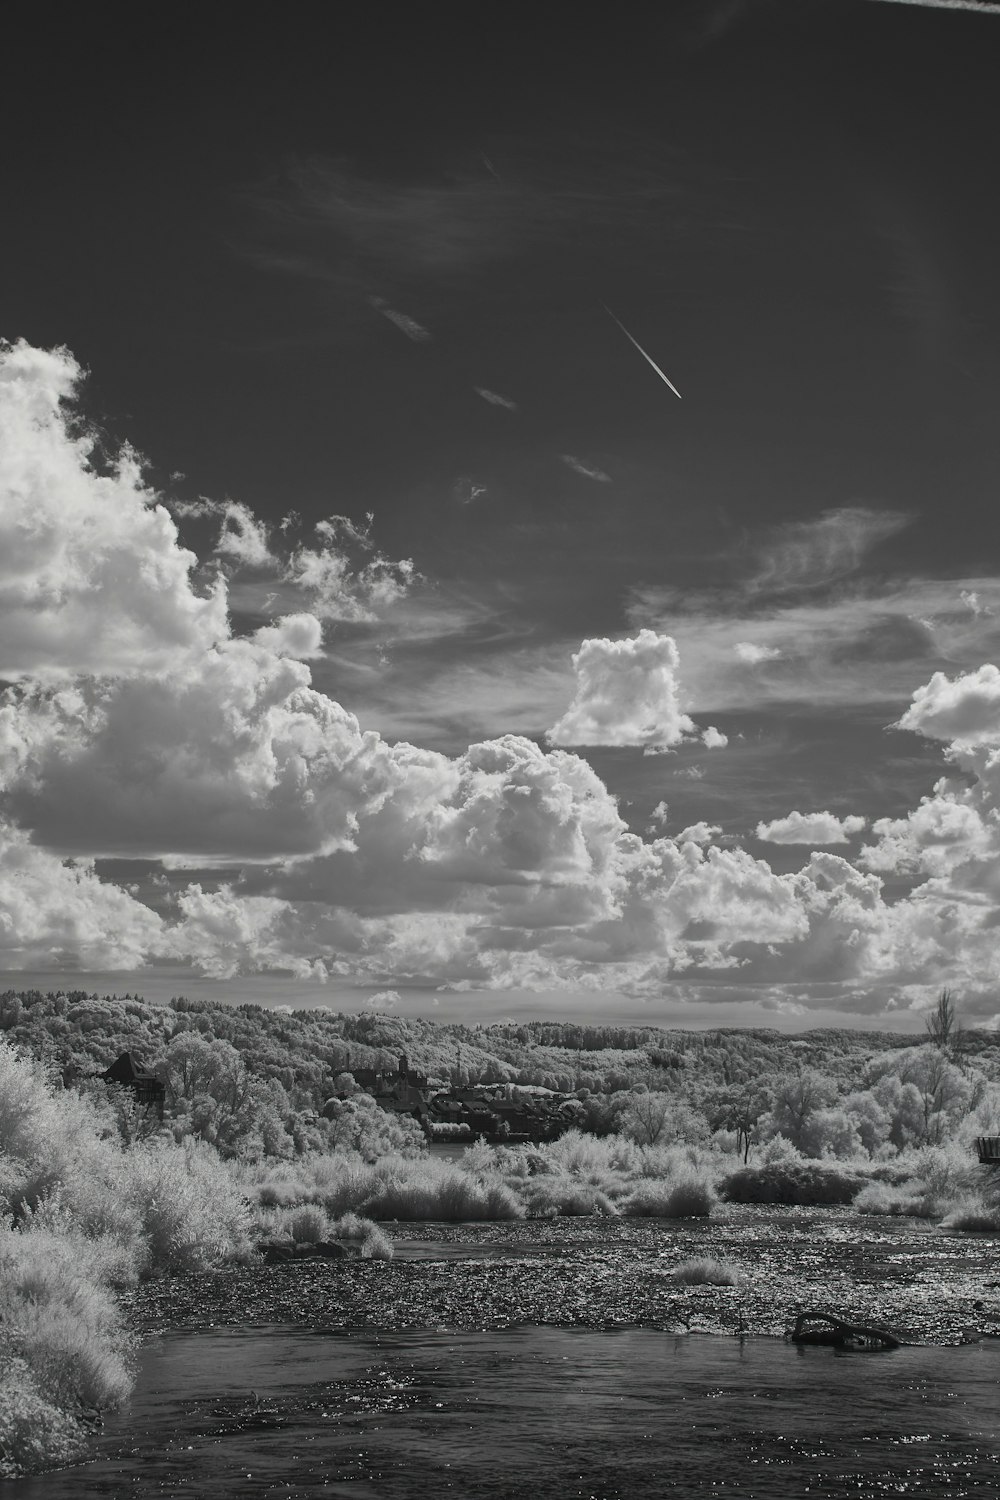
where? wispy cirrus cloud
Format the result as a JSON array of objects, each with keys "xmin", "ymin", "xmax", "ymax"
[
  {"xmin": 474, "ymin": 387, "xmax": 518, "ymax": 412},
  {"xmin": 560, "ymin": 454, "xmax": 612, "ymax": 483},
  {"xmin": 245, "ymin": 134, "xmax": 695, "ymax": 299},
  {"xmin": 745, "ymin": 506, "xmax": 911, "ymax": 597}
]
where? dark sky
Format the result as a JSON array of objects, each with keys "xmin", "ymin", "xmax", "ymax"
[{"xmin": 3, "ymin": 0, "xmax": 1000, "ymax": 1027}]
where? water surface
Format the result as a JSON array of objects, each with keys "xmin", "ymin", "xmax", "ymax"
[{"xmin": 21, "ymin": 1327, "xmax": 1000, "ymax": 1498}]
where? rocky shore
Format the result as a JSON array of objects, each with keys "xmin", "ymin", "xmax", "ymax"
[{"xmin": 119, "ymin": 1207, "xmax": 1000, "ymax": 1346}]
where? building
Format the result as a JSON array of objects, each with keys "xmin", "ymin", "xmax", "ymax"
[{"xmin": 101, "ymin": 1051, "xmax": 165, "ymax": 1120}]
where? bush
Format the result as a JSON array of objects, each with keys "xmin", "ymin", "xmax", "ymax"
[
  {"xmin": 621, "ymin": 1175, "xmax": 715, "ymax": 1218},
  {"xmin": 285, "ymin": 1203, "xmax": 331, "ymax": 1243},
  {"xmin": 328, "ymin": 1213, "xmax": 394, "ymax": 1259},
  {"xmin": 359, "ymin": 1162, "xmax": 524, "ymax": 1221},
  {"xmin": 940, "ymin": 1200, "xmax": 1000, "ymax": 1233},
  {"xmin": 0, "ymin": 1360, "xmax": 88, "ymax": 1480},
  {"xmin": 856, "ymin": 1143, "xmax": 981, "ymax": 1221},
  {"xmin": 523, "ymin": 1176, "xmax": 619, "ymax": 1217},
  {"xmin": 670, "ymin": 1257, "xmax": 740, "ymax": 1286},
  {"xmin": 0, "ymin": 1223, "xmax": 133, "ymax": 1477},
  {"xmin": 853, "ymin": 1180, "xmax": 931, "ymax": 1217},
  {"xmin": 719, "ymin": 1161, "xmax": 864, "ymax": 1206},
  {"xmin": 123, "ymin": 1138, "xmax": 254, "ymax": 1274}
]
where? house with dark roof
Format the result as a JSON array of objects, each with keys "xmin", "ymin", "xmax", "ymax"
[{"xmin": 101, "ymin": 1051, "xmax": 165, "ymax": 1120}]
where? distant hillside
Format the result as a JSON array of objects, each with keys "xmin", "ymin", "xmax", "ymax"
[{"xmin": 6, "ymin": 987, "xmax": 995, "ymax": 1100}]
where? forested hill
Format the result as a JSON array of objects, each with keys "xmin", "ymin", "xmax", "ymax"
[{"xmin": 4, "ymin": 987, "xmax": 991, "ymax": 1104}]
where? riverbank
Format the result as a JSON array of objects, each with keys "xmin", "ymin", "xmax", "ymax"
[{"xmin": 119, "ymin": 1207, "xmax": 1000, "ymax": 1346}]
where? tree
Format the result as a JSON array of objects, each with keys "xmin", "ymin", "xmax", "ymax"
[
  {"xmin": 706, "ymin": 1082, "xmax": 773, "ymax": 1163},
  {"xmin": 925, "ymin": 988, "xmax": 965, "ymax": 1065},
  {"xmin": 767, "ymin": 1068, "xmax": 836, "ymax": 1152}
]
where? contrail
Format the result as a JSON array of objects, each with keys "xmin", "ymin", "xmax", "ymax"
[
  {"xmin": 866, "ymin": 0, "xmax": 999, "ymax": 10},
  {"xmin": 603, "ymin": 305, "xmax": 682, "ymax": 400}
]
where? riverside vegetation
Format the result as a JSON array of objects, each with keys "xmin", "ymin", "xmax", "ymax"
[{"xmin": 2, "ymin": 987, "xmax": 999, "ymax": 1477}]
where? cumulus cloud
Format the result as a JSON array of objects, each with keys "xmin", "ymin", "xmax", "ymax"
[
  {"xmin": 896, "ymin": 663, "xmax": 1000, "ymax": 746},
  {"xmin": 0, "ymin": 339, "xmax": 228, "ymax": 679},
  {"xmin": 251, "ymin": 613, "xmax": 325, "ymax": 659},
  {"xmin": 547, "ymin": 631, "xmax": 696, "ymax": 749},
  {"xmin": 3, "ymin": 638, "xmax": 401, "ymax": 862},
  {"xmin": 756, "ymin": 811, "xmax": 867, "ymax": 845},
  {"xmin": 647, "ymin": 800, "xmax": 669, "ymax": 832},
  {"xmin": 735, "ymin": 641, "xmax": 782, "ymax": 664},
  {"xmin": 0, "ymin": 818, "xmax": 165, "ymax": 968},
  {"xmin": 363, "ymin": 989, "xmax": 401, "ymax": 1011},
  {"xmin": 13, "ymin": 337, "xmax": 1000, "ymax": 1011},
  {"xmin": 677, "ymin": 822, "xmax": 723, "ymax": 844},
  {"xmin": 960, "ymin": 589, "xmax": 990, "ymax": 617},
  {"xmin": 286, "ymin": 516, "xmax": 415, "ymax": 622},
  {"xmin": 701, "ymin": 725, "xmax": 728, "ymax": 748},
  {"xmin": 173, "ymin": 497, "xmax": 277, "ymax": 569}
]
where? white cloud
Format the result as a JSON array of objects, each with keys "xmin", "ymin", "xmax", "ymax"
[
  {"xmin": 0, "ymin": 818, "xmax": 165, "ymax": 969},
  {"xmin": 173, "ymin": 497, "xmax": 277, "ymax": 569},
  {"xmin": 369, "ymin": 297, "xmax": 431, "ymax": 342},
  {"xmin": 363, "ymin": 989, "xmax": 402, "ymax": 1011},
  {"xmin": 2, "ymin": 637, "xmax": 402, "ymax": 862},
  {"xmin": 756, "ymin": 811, "xmax": 867, "ymax": 845},
  {"xmin": 701, "ymin": 725, "xmax": 728, "ymax": 748},
  {"xmin": 15, "ymin": 338, "xmax": 1000, "ymax": 1012},
  {"xmin": 286, "ymin": 516, "xmax": 415, "ymax": 622},
  {"xmin": 0, "ymin": 339, "xmax": 228, "ymax": 680},
  {"xmin": 647, "ymin": 800, "xmax": 669, "ymax": 832},
  {"xmin": 547, "ymin": 631, "xmax": 695, "ymax": 748},
  {"xmin": 251, "ymin": 613, "xmax": 325, "ymax": 659},
  {"xmin": 748, "ymin": 506, "xmax": 910, "ymax": 596},
  {"xmin": 734, "ymin": 641, "xmax": 782, "ymax": 664},
  {"xmin": 677, "ymin": 822, "xmax": 722, "ymax": 844},
  {"xmin": 896, "ymin": 664, "xmax": 1000, "ymax": 746},
  {"xmin": 960, "ymin": 589, "xmax": 990, "ymax": 617},
  {"xmin": 473, "ymin": 387, "xmax": 518, "ymax": 412},
  {"xmin": 560, "ymin": 454, "xmax": 612, "ymax": 483}
]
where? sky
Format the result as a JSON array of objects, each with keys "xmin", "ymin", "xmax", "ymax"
[{"xmin": 2, "ymin": 0, "xmax": 1000, "ymax": 1031}]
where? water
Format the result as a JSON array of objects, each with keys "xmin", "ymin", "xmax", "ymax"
[{"xmin": 20, "ymin": 1327, "xmax": 1000, "ymax": 1498}]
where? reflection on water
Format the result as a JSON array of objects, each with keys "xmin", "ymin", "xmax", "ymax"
[{"xmin": 19, "ymin": 1328, "xmax": 1000, "ymax": 1498}]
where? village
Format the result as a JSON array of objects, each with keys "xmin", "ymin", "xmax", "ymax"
[{"xmin": 343, "ymin": 1053, "xmax": 582, "ymax": 1145}]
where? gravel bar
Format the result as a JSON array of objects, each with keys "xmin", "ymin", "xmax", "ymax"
[{"xmin": 118, "ymin": 1208, "xmax": 1000, "ymax": 1347}]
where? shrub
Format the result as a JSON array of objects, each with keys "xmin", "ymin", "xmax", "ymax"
[
  {"xmin": 719, "ymin": 1161, "xmax": 864, "ymax": 1206},
  {"xmin": 123, "ymin": 1138, "xmax": 254, "ymax": 1273},
  {"xmin": 328, "ymin": 1213, "xmax": 394, "ymax": 1259},
  {"xmin": 853, "ymin": 1180, "xmax": 927, "ymax": 1216},
  {"xmin": 285, "ymin": 1203, "xmax": 331, "ymax": 1243},
  {"xmin": 359, "ymin": 1163, "xmax": 523, "ymax": 1221},
  {"xmin": 621, "ymin": 1175, "xmax": 715, "ymax": 1218},
  {"xmin": 856, "ymin": 1143, "xmax": 981, "ymax": 1221},
  {"xmin": 523, "ymin": 1176, "xmax": 618, "ymax": 1217},
  {"xmin": 940, "ymin": 1199, "xmax": 1000, "ymax": 1233},
  {"xmin": 0, "ymin": 1360, "xmax": 88, "ymax": 1479},
  {"xmin": 670, "ymin": 1257, "xmax": 741, "ymax": 1286}
]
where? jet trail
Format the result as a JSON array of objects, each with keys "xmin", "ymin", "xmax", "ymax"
[{"xmin": 603, "ymin": 305, "xmax": 682, "ymax": 400}]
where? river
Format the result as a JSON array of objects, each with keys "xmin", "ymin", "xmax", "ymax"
[{"xmin": 19, "ymin": 1326, "xmax": 1000, "ymax": 1497}]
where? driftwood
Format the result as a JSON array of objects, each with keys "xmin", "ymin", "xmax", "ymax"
[{"xmin": 788, "ymin": 1310, "xmax": 901, "ymax": 1350}]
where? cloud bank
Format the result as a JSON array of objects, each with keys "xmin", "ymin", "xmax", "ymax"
[{"xmin": 6, "ymin": 339, "xmax": 1000, "ymax": 1020}]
